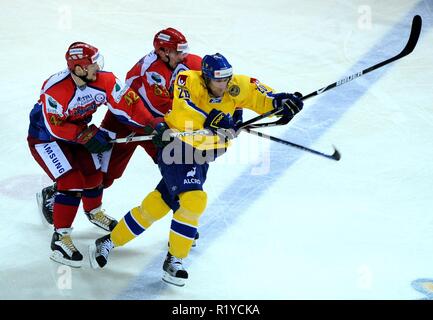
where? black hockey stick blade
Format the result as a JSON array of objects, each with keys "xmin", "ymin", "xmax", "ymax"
[
  {"xmin": 330, "ymin": 145, "xmax": 341, "ymax": 161},
  {"xmin": 301, "ymin": 15, "xmax": 422, "ymax": 101},
  {"xmin": 245, "ymin": 128, "xmax": 341, "ymax": 161},
  {"xmin": 363, "ymin": 14, "xmax": 422, "ymax": 73},
  {"xmin": 395, "ymin": 15, "xmax": 422, "ymax": 57}
]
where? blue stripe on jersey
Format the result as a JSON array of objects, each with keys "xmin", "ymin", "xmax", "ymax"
[
  {"xmin": 185, "ymin": 99, "xmax": 208, "ymax": 118},
  {"xmin": 55, "ymin": 193, "xmax": 81, "ymax": 207},
  {"xmin": 170, "ymin": 219, "xmax": 197, "ymax": 239},
  {"xmin": 111, "ymin": 113, "xmax": 146, "ymax": 128},
  {"xmin": 82, "ymin": 187, "xmax": 103, "ymax": 198},
  {"xmin": 124, "ymin": 211, "xmax": 145, "ymax": 236},
  {"xmin": 28, "ymin": 102, "xmax": 53, "ymax": 141}
]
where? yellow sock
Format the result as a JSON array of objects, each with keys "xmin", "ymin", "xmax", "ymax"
[
  {"xmin": 111, "ymin": 190, "xmax": 170, "ymax": 246},
  {"xmin": 169, "ymin": 190, "xmax": 207, "ymax": 258}
]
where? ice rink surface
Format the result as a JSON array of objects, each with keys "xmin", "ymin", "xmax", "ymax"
[{"xmin": 0, "ymin": 0, "xmax": 432, "ymax": 299}]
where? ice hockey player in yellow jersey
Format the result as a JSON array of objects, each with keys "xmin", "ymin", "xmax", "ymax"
[{"xmin": 88, "ymin": 53, "xmax": 303, "ymax": 287}]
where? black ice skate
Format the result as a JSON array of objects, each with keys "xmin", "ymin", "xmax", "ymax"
[
  {"xmin": 88, "ymin": 234, "xmax": 114, "ymax": 269},
  {"xmin": 162, "ymin": 252, "xmax": 188, "ymax": 287},
  {"xmin": 85, "ymin": 206, "xmax": 118, "ymax": 231},
  {"xmin": 36, "ymin": 183, "xmax": 56, "ymax": 225},
  {"xmin": 50, "ymin": 228, "xmax": 83, "ymax": 268}
]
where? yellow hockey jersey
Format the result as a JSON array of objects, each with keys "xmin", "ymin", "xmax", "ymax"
[{"xmin": 164, "ymin": 70, "xmax": 277, "ymax": 150}]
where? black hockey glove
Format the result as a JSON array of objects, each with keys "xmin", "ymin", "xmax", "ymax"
[
  {"xmin": 152, "ymin": 122, "xmax": 173, "ymax": 149},
  {"xmin": 233, "ymin": 109, "xmax": 243, "ymax": 131},
  {"xmin": 272, "ymin": 92, "xmax": 304, "ymax": 124},
  {"xmin": 204, "ymin": 108, "xmax": 237, "ymax": 140}
]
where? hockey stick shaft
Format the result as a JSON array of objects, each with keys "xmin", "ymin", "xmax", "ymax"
[
  {"xmin": 111, "ymin": 107, "xmax": 284, "ymax": 143},
  {"xmin": 111, "ymin": 129, "xmax": 212, "ymax": 143},
  {"xmin": 244, "ymin": 128, "xmax": 341, "ymax": 161}
]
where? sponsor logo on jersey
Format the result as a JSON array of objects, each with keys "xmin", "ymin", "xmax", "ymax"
[
  {"xmin": 228, "ymin": 85, "xmax": 240, "ymax": 97},
  {"xmin": 94, "ymin": 93, "xmax": 105, "ymax": 103},
  {"xmin": 76, "ymin": 94, "xmax": 94, "ymax": 106},
  {"xmin": 184, "ymin": 167, "xmax": 200, "ymax": 184},
  {"xmin": 186, "ymin": 167, "xmax": 196, "ymax": 177},
  {"xmin": 209, "ymin": 97, "xmax": 222, "ymax": 103},
  {"xmin": 67, "ymin": 90, "xmax": 106, "ymax": 119},
  {"xmin": 43, "ymin": 144, "xmax": 67, "ymax": 175},
  {"xmin": 46, "ymin": 96, "xmax": 63, "ymax": 115},
  {"xmin": 184, "ymin": 178, "xmax": 201, "ymax": 185},
  {"xmin": 177, "ymin": 74, "xmax": 188, "ymax": 86},
  {"xmin": 113, "ymin": 80, "xmax": 129, "ymax": 103},
  {"xmin": 70, "ymin": 101, "xmax": 98, "ymax": 118}
]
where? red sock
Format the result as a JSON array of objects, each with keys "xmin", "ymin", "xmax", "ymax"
[
  {"xmin": 82, "ymin": 186, "xmax": 103, "ymax": 213},
  {"xmin": 53, "ymin": 192, "xmax": 81, "ymax": 229}
]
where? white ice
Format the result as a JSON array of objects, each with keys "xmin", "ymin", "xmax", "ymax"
[{"xmin": 1, "ymin": 0, "xmax": 433, "ymax": 299}]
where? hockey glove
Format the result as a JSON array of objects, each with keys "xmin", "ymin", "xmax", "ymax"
[
  {"xmin": 76, "ymin": 125, "xmax": 112, "ymax": 153},
  {"xmin": 272, "ymin": 92, "xmax": 304, "ymax": 124},
  {"xmin": 204, "ymin": 108, "xmax": 237, "ymax": 140},
  {"xmin": 152, "ymin": 122, "xmax": 173, "ymax": 149},
  {"xmin": 233, "ymin": 109, "xmax": 243, "ymax": 131}
]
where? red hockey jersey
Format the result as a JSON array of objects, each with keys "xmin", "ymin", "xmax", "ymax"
[
  {"xmin": 34, "ymin": 69, "xmax": 155, "ymax": 142},
  {"xmin": 125, "ymin": 52, "xmax": 202, "ymax": 117}
]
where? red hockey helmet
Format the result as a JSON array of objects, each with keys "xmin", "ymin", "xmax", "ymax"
[
  {"xmin": 153, "ymin": 28, "xmax": 189, "ymax": 53},
  {"xmin": 65, "ymin": 42, "xmax": 104, "ymax": 71}
]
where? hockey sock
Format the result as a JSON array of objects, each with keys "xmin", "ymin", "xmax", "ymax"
[
  {"xmin": 53, "ymin": 191, "xmax": 81, "ymax": 229},
  {"xmin": 81, "ymin": 186, "xmax": 103, "ymax": 212},
  {"xmin": 111, "ymin": 190, "xmax": 171, "ymax": 246},
  {"xmin": 169, "ymin": 190, "xmax": 207, "ymax": 258}
]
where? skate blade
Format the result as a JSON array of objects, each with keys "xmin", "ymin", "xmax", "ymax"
[
  {"xmin": 88, "ymin": 244, "xmax": 100, "ymax": 269},
  {"xmin": 162, "ymin": 272, "xmax": 186, "ymax": 287},
  {"xmin": 36, "ymin": 192, "xmax": 52, "ymax": 227},
  {"xmin": 50, "ymin": 250, "xmax": 82, "ymax": 268}
]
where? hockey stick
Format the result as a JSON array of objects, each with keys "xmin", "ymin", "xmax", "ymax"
[
  {"xmin": 111, "ymin": 107, "xmax": 285, "ymax": 143},
  {"xmin": 244, "ymin": 128, "xmax": 341, "ymax": 161},
  {"xmin": 245, "ymin": 14, "xmax": 422, "ymax": 130},
  {"xmin": 111, "ymin": 129, "xmax": 213, "ymax": 143}
]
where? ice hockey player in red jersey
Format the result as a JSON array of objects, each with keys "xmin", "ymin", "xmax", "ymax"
[
  {"xmin": 27, "ymin": 42, "xmax": 160, "ymax": 267},
  {"xmin": 100, "ymin": 27, "xmax": 202, "ymax": 188},
  {"xmin": 36, "ymin": 29, "xmax": 203, "ymax": 241}
]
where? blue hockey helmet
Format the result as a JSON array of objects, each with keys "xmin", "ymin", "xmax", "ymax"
[{"xmin": 201, "ymin": 53, "xmax": 233, "ymax": 80}]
